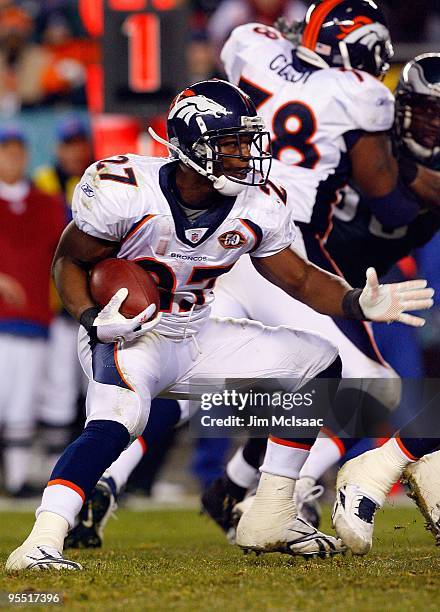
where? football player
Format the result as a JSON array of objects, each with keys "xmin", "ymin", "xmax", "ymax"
[
  {"xmin": 331, "ymin": 52, "xmax": 440, "ymax": 554},
  {"xmin": 200, "ymin": 0, "xmax": 440, "ymax": 539},
  {"xmin": 66, "ymin": 10, "xmax": 440, "ymax": 549},
  {"xmin": 333, "ymin": 395, "xmax": 440, "ymax": 554},
  {"xmin": 327, "ymin": 52, "xmax": 440, "ymax": 287},
  {"xmin": 233, "ymin": 51, "xmax": 440, "ymax": 545},
  {"xmin": 6, "ymin": 79, "xmax": 432, "ymax": 571}
]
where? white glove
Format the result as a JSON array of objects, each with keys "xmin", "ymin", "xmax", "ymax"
[
  {"xmin": 359, "ymin": 267, "xmax": 434, "ymax": 327},
  {"xmin": 93, "ymin": 288, "xmax": 162, "ymax": 343}
]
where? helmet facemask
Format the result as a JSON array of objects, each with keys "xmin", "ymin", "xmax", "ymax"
[
  {"xmin": 339, "ymin": 36, "xmax": 393, "ymax": 77},
  {"xmin": 395, "ymin": 91, "xmax": 440, "ymax": 169},
  {"xmin": 151, "ymin": 80, "xmax": 273, "ymax": 196},
  {"xmin": 191, "ymin": 117, "xmax": 272, "ymax": 190}
]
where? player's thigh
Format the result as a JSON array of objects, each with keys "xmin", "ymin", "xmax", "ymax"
[
  {"xmin": 174, "ymin": 316, "xmax": 338, "ymax": 394},
  {"xmin": 79, "ymin": 328, "xmax": 179, "ymax": 439}
]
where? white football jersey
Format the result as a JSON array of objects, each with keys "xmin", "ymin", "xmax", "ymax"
[
  {"xmin": 72, "ymin": 155, "xmax": 296, "ymax": 336},
  {"xmin": 221, "ymin": 23, "xmax": 395, "ymax": 227}
]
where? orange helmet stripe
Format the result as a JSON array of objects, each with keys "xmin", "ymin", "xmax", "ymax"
[{"xmin": 302, "ymin": 0, "xmax": 346, "ymax": 51}]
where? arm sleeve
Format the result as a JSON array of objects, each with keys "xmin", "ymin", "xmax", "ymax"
[
  {"xmin": 365, "ymin": 179, "xmax": 422, "ymax": 229},
  {"xmin": 221, "ymin": 23, "xmax": 264, "ymax": 85},
  {"xmin": 251, "ymin": 201, "xmax": 297, "ymax": 258},
  {"xmin": 336, "ymin": 71, "xmax": 395, "ymax": 133},
  {"xmin": 72, "ymin": 165, "xmax": 143, "ymax": 242}
]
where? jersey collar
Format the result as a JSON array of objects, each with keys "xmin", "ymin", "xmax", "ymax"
[{"xmin": 159, "ymin": 161, "xmax": 236, "ymax": 248}]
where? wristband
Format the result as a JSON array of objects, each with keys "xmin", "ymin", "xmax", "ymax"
[
  {"xmin": 342, "ymin": 289, "xmax": 367, "ymax": 320},
  {"xmin": 79, "ymin": 306, "xmax": 100, "ymax": 340}
]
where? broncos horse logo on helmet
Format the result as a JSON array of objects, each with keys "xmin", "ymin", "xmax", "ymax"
[
  {"xmin": 296, "ymin": 0, "xmax": 394, "ymax": 77},
  {"xmin": 149, "ymin": 80, "xmax": 272, "ymax": 197},
  {"xmin": 394, "ymin": 54, "xmax": 440, "ymax": 171},
  {"xmin": 168, "ymin": 93, "xmax": 232, "ymax": 126}
]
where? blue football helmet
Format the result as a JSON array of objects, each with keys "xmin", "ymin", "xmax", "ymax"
[
  {"xmin": 297, "ymin": 0, "xmax": 393, "ymax": 77},
  {"xmin": 149, "ymin": 79, "xmax": 272, "ymax": 196},
  {"xmin": 394, "ymin": 54, "xmax": 440, "ymax": 171}
]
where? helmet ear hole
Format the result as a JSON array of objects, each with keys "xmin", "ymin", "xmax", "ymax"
[{"xmin": 192, "ymin": 140, "xmax": 209, "ymax": 161}]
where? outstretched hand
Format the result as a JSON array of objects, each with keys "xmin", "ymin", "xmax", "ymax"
[{"xmin": 359, "ymin": 267, "xmax": 434, "ymax": 327}]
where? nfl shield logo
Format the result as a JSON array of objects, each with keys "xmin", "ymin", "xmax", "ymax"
[{"xmin": 185, "ymin": 228, "xmax": 208, "ymax": 243}]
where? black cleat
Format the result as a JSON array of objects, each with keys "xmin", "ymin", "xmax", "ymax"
[
  {"xmin": 201, "ymin": 477, "xmax": 244, "ymax": 543},
  {"xmin": 64, "ymin": 476, "xmax": 117, "ymax": 549}
]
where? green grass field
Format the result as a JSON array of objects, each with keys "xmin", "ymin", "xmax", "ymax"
[{"xmin": 1, "ymin": 506, "xmax": 440, "ymax": 611}]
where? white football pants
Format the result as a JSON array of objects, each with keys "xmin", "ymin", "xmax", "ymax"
[{"xmin": 78, "ymin": 315, "xmax": 338, "ymax": 440}]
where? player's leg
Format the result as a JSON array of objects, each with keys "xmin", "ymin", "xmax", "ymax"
[
  {"xmin": 214, "ymin": 255, "xmax": 401, "ymax": 525},
  {"xmin": 65, "ymin": 398, "xmax": 183, "ymax": 549},
  {"xmin": 173, "ymin": 316, "xmax": 345, "ymax": 557},
  {"xmin": 402, "ymin": 450, "xmax": 440, "ymax": 545},
  {"xmin": 5, "ymin": 329, "xmax": 176, "ymax": 571},
  {"xmin": 332, "ymin": 393, "xmax": 440, "ymax": 554},
  {"xmin": 38, "ymin": 315, "xmax": 81, "ymax": 473},
  {"xmin": 201, "ymin": 437, "xmax": 265, "ymax": 539},
  {"xmin": 2, "ymin": 336, "xmax": 46, "ymax": 496},
  {"xmin": 235, "ymin": 358, "xmax": 344, "ymax": 557},
  {"xmin": 292, "ymin": 228, "xmax": 402, "ymax": 512},
  {"xmin": 201, "ymin": 286, "xmax": 264, "ymax": 534}
]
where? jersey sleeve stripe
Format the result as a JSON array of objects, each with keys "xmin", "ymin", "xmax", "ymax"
[
  {"xmin": 123, "ymin": 214, "xmax": 155, "ymax": 243},
  {"xmin": 303, "ymin": 0, "xmax": 345, "ymax": 50},
  {"xmin": 240, "ymin": 218, "xmax": 263, "ymax": 252}
]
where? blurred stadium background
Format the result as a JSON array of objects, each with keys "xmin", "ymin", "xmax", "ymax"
[{"xmin": 0, "ymin": 0, "xmax": 439, "ymax": 507}]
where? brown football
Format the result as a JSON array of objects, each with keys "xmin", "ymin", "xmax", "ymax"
[{"xmin": 90, "ymin": 258, "xmax": 160, "ymax": 319}]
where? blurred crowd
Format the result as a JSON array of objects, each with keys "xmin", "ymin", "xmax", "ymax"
[
  {"xmin": 0, "ymin": 0, "xmax": 439, "ymax": 500},
  {"xmin": 0, "ymin": 0, "xmax": 439, "ymax": 116}
]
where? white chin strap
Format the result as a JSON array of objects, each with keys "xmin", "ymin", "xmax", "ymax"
[{"xmin": 148, "ymin": 127, "xmax": 248, "ymax": 196}]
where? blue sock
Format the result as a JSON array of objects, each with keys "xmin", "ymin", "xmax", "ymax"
[{"xmin": 49, "ymin": 420, "xmax": 130, "ymax": 500}]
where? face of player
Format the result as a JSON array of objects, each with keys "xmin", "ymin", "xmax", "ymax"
[
  {"xmin": 57, "ymin": 137, "xmax": 93, "ymax": 177},
  {"xmin": 411, "ymin": 100, "xmax": 440, "ymax": 150},
  {"xmin": 213, "ymin": 134, "xmax": 253, "ymax": 180},
  {"xmin": 0, "ymin": 140, "xmax": 28, "ymax": 184}
]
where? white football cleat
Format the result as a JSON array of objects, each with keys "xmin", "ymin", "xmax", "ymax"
[
  {"xmin": 294, "ymin": 477, "xmax": 324, "ymax": 528},
  {"xmin": 332, "ymin": 484, "xmax": 378, "ymax": 555},
  {"xmin": 333, "ymin": 440, "xmax": 410, "ymax": 554},
  {"xmin": 235, "ymin": 474, "xmax": 345, "ymax": 558},
  {"xmin": 6, "ymin": 545, "xmax": 83, "ymax": 572},
  {"xmin": 402, "ymin": 451, "xmax": 440, "ymax": 545}
]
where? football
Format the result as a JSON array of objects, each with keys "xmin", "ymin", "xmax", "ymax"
[{"xmin": 90, "ymin": 258, "xmax": 160, "ymax": 319}]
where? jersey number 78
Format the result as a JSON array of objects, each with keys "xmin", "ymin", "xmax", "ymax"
[{"xmin": 238, "ymin": 77, "xmax": 320, "ymax": 169}]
